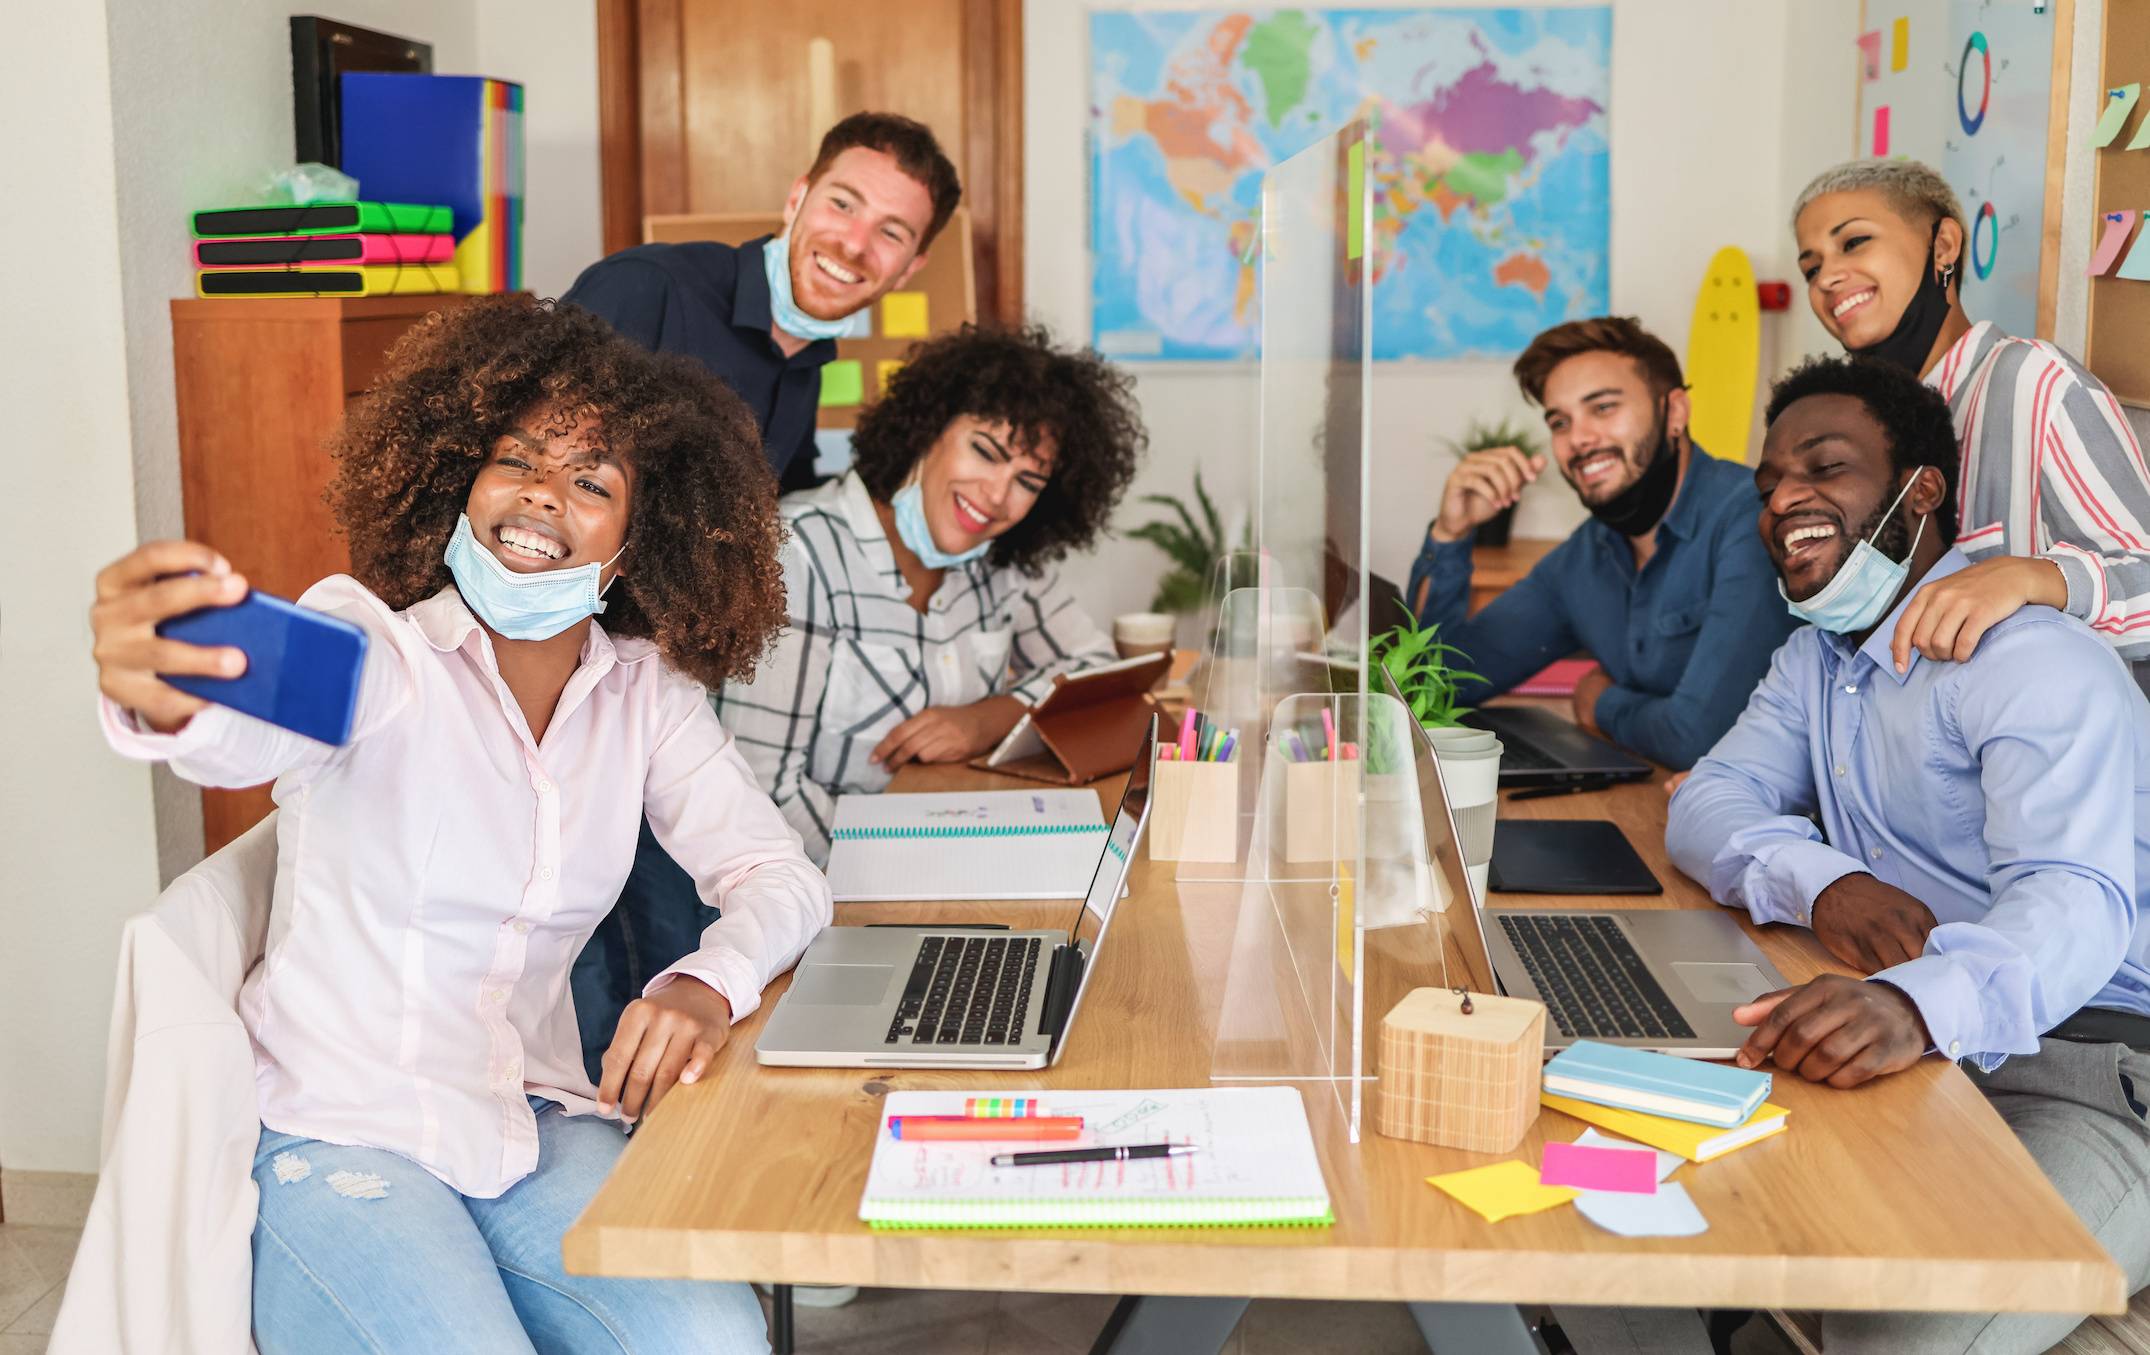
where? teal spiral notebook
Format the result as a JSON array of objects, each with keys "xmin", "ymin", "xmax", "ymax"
[{"xmin": 825, "ymin": 790, "xmax": 1109, "ymax": 901}]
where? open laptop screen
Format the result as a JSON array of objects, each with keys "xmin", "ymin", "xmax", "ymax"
[
  {"xmin": 1378, "ymin": 665, "xmax": 1502, "ymax": 994},
  {"xmin": 1063, "ymin": 718, "xmax": 1155, "ymax": 957}
]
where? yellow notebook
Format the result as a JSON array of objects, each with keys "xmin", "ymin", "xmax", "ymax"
[
  {"xmin": 1541, "ymin": 1092, "xmax": 1787, "ymax": 1163},
  {"xmin": 196, "ymin": 263, "xmax": 459, "ymax": 298}
]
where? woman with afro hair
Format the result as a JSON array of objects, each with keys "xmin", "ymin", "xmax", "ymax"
[
  {"xmin": 714, "ymin": 322, "xmax": 1147, "ymax": 864},
  {"xmin": 87, "ymin": 295, "xmax": 822, "ymax": 1353}
]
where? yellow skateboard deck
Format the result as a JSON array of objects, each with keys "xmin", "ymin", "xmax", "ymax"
[{"xmin": 1685, "ymin": 245, "xmax": 1761, "ymax": 463}]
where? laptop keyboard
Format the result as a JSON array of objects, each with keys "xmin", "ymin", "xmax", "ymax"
[
  {"xmin": 1497, "ymin": 739, "xmax": 1562, "ymax": 772},
  {"xmin": 887, "ymin": 934, "xmax": 1041, "ymax": 1047},
  {"xmin": 1497, "ymin": 913, "xmax": 1695, "ymax": 1041}
]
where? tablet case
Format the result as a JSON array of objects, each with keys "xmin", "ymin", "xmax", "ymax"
[
  {"xmin": 1487, "ymin": 819, "xmax": 1662, "ymax": 895},
  {"xmin": 194, "ymin": 263, "xmax": 459, "ymax": 298},
  {"xmin": 972, "ymin": 651, "xmax": 1170, "ymax": 786},
  {"xmin": 191, "ymin": 201, "xmax": 452, "ymax": 237},
  {"xmin": 193, "ymin": 233, "xmax": 455, "ymax": 266}
]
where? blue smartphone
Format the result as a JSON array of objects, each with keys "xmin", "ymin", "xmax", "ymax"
[{"xmin": 155, "ymin": 588, "xmax": 368, "ymax": 745}]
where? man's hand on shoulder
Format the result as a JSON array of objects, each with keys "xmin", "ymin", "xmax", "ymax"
[
  {"xmin": 1811, "ymin": 872, "xmax": 1938, "ymax": 974},
  {"xmin": 1733, "ymin": 975, "xmax": 1931, "ymax": 1087}
]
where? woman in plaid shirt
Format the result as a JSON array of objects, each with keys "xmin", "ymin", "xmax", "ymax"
[
  {"xmin": 1793, "ymin": 159, "xmax": 2150, "ymax": 690},
  {"xmin": 717, "ymin": 324, "xmax": 1148, "ymax": 862}
]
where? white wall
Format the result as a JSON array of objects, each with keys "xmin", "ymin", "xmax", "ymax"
[
  {"xmin": 1030, "ymin": 0, "xmax": 1863, "ymax": 628},
  {"xmin": 0, "ymin": 7, "xmax": 163, "ymax": 1174},
  {"xmin": 475, "ymin": 0, "xmax": 604, "ymax": 301}
]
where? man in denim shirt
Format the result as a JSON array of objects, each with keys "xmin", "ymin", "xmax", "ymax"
[
  {"xmin": 1408, "ymin": 318, "xmax": 1797, "ymax": 769},
  {"xmin": 1670, "ymin": 356, "xmax": 2150, "ymax": 1353}
]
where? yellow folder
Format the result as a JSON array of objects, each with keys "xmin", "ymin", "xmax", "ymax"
[{"xmin": 1540, "ymin": 1092, "xmax": 1788, "ymax": 1163}]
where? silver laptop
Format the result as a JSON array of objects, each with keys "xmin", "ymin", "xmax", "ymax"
[
  {"xmin": 756, "ymin": 719, "xmax": 1156, "ymax": 1069},
  {"xmin": 1407, "ymin": 690, "xmax": 1784, "ymax": 1057}
]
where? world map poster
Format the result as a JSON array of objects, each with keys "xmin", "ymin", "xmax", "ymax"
[{"xmin": 1090, "ymin": 7, "xmax": 1612, "ymax": 362}]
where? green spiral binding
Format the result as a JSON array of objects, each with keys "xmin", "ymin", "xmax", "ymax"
[{"xmin": 831, "ymin": 824, "xmax": 1109, "ymax": 841}]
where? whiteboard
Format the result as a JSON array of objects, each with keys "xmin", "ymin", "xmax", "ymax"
[{"xmin": 1855, "ymin": 0, "xmax": 2071, "ymax": 339}]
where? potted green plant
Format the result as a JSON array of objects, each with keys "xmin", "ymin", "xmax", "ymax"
[
  {"xmin": 1369, "ymin": 602, "xmax": 1483, "ymax": 741},
  {"xmin": 1129, "ymin": 470, "xmax": 1240, "ymax": 638},
  {"xmin": 1443, "ymin": 416, "xmax": 1546, "ymax": 548}
]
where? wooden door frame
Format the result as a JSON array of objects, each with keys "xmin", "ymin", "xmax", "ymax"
[{"xmin": 595, "ymin": 0, "xmax": 1024, "ymax": 326}]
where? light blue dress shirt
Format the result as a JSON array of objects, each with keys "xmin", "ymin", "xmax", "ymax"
[{"xmin": 1667, "ymin": 549, "xmax": 2150, "ymax": 1068}]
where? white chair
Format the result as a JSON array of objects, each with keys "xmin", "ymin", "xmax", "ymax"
[{"xmin": 49, "ymin": 814, "xmax": 278, "ymax": 1355}]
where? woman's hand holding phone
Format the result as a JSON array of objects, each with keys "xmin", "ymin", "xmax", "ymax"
[{"xmin": 91, "ymin": 541, "xmax": 250, "ymax": 734}]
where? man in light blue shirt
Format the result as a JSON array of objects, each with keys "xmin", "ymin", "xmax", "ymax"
[{"xmin": 1669, "ymin": 355, "xmax": 2150, "ymax": 1353}]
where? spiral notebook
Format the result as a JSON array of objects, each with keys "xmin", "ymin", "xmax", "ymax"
[
  {"xmin": 824, "ymin": 790, "xmax": 1108, "ymax": 901},
  {"xmin": 859, "ymin": 1087, "xmax": 1333, "ymax": 1229}
]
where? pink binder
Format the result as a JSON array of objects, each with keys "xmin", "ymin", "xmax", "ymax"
[{"xmin": 191, "ymin": 233, "xmax": 454, "ymax": 267}]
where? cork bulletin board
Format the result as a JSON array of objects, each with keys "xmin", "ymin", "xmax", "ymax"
[
  {"xmin": 2085, "ymin": 0, "xmax": 2150, "ymax": 408},
  {"xmin": 642, "ymin": 207, "xmax": 978, "ymax": 431}
]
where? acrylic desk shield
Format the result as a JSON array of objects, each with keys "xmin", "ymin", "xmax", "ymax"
[{"xmin": 1208, "ymin": 123, "xmax": 1421, "ymax": 1141}]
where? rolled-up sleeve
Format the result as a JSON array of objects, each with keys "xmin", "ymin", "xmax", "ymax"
[
  {"xmin": 1667, "ymin": 635, "xmax": 1863, "ymax": 927},
  {"xmin": 642, "ymin": 674, "xmax": 834, "ymax": 1022}
]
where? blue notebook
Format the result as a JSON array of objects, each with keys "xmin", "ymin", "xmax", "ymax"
[{"xmin": 1541, "ymin": 1040, "xmax": 1771, "ymax": 1128}]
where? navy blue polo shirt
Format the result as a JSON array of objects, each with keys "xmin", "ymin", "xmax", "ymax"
[{"xmin": 561, "ymin": 235, "xmax": 835, "ymax": 483}]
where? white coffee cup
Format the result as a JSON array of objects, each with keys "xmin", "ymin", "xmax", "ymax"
[{"xmin": 1113, "ymin": 611, "xmax": 1177, "ymax": 660}]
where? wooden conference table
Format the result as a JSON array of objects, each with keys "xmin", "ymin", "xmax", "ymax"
[{"xmin": 564, "ymin": 752, "xmax": 2123, "ymax": 1347}]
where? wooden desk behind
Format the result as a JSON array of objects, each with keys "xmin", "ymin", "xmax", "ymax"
[{"xmin": 564, "ymin": 763, "xmax": 2121, "ymax": 1316}]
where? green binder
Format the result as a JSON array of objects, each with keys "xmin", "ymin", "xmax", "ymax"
[{"xmin": 191, "ymin": 201, "xmax": 452, "ymax": 239}]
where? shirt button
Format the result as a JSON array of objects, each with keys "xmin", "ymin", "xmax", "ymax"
[
  {"xmin": 536, "ymin": 780, "xmax": 554, "ymax": 796},
  {"xmin": 1948, "ymin": 1041, "xmax": 1963, "ymax": 1058},
  {"xmin": 1869, "ymin": 848, "xmax": 1883, "ymax": 861},
  {"xmin": 1843, "ymin": 685, "xmax": 1858, "ymax": 695},
  {"xmin": 492, "ymin": 990, "xmax": 507, "ymax": 1004},
  {"xmin": 540, "ymin": 866, "xmax": 555, "ymax": 881},
  {"xmin": 513, "ymin": 920, "xmax": 530, "ymax": 934},
  {"xmin": 1835, "ymin": 764, "xmax": 1848, "ymax": 777}
]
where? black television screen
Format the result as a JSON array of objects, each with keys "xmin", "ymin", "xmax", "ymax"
[{"xmin": 290, "ymin": 16, "xmax": 433, "ymax": 168}]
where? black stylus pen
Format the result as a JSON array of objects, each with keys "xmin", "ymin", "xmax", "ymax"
[
  {"xmin": 1508, "ymin": 779, "xmax": 1621, "ymax": 801},
  {"xmin": 990, "ymin": 1144, "xmax": 1203, "ymax": 1167}
]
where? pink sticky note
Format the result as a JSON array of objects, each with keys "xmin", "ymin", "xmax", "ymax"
[
  {"xmin": 1872, "ymin": 105, "xmax": 1891, "ymax": 157},
  {"xmin": 1541, "ymin": 1140, "xmax": 1659, "ymax": 1195},
  {"xmin": 2091, "ymin": 212, "xmax": 2137, "ymax": 277},
  {"xmin": 1856, "ymin": 30, "xmax": 1882, "ymax": 80}
]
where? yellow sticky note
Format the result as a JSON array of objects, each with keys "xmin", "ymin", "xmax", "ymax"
[
  {"xmin": 1346, "ymin": 139, "xmax": 1365, "ymax": 261},
  {"xmin": 882, "ymin": 291, "xmax": 930, "ymax": 339},
  {"xmin": 1426, "ymin": 1160, "xmax": 1579, "ymax": 1223},
  {"xmin": 1334, "ymin": 861, "xmax": 1356, "ymax": 984},
  {"xmin": 1890, "ymin": 16, "xmax": 1908, "ymax": 72},
  {"xmin": 877, "ymin": 359, "xmax": 906, "ymax": 394},
  {"xmin": 819, "ymin": 360, "xmax": 863, "ymax": 408}
]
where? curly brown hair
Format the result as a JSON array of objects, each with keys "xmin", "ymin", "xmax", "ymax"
[
  {"xmin": 326, "ymin": 294, "xmax": 787, "ymax": 688},
  {"xmin": 849, "ymin": 324, "xmax": 1146, "ymax": 575}
]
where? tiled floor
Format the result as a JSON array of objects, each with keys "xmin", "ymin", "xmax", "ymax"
[{"xmin": 0, "ymin": 1171, "xmax": 92, "ymax": 1355}]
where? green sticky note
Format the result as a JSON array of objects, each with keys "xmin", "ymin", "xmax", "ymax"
[
  {"xmin": 820, "ymin": 360, "xmax": 863, "ymax": 408},
  {"xmin": 2093, "ymin": 83, "xmax": 2141, "ymax": 149},
  {"xmin": 1346, "ymin": 140, "xmax": 1365, "ymax": 261},
  {"xmin": 2118, "ymin": 214, "xmax": 2150, "ymax": 282}
]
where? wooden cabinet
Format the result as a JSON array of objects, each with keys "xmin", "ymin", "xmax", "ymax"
[{"xmin": 170, "ymin": 294, "xmax": 479, "ymax": 853}]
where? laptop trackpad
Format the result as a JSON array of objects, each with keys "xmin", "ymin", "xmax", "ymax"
[
  {"xmin": 1673, "ymin": 962, "xmax": 1773, "ymax": 1006},
  {"xmin": 789, "ymin": 964, "xmax": 895, "ymax": 1006}
]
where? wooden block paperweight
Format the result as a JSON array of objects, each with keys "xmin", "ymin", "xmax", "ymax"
[{"xmin": 1373, "ymin": 986, "xmax": 1545, "ymax": 1154}]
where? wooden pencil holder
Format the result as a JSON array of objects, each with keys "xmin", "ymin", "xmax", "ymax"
[
  {"xmin": 1283, "ymin": 760, "xmax": 1362, "ymax": 863},
  {"xmin": 1373, "ymin": 986, "xmax": 1544, "ymax": 1154},
  {"xmin": 1149, "ymin": 758, "xmax": 1239, "ymax": 862}
]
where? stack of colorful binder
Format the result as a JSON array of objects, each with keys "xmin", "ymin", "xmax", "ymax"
[
  {"xmin": 339, "ymin": 73, "xmax": 524, "ymax": 294},
  {"xmin": 190, "ymin": 201, "xmax": 460, "ymax": 298}
]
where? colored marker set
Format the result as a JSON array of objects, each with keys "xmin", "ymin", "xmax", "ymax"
[
  {"xmin": 1162, "ymin": 708, "xmax": 1238, "ymax": 763},
  {"xmin": 1276, "ymin": 707, "xmax": 1359, "ymax": 763}
]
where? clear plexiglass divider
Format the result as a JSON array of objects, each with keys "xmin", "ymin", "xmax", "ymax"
[{"xmin": 1208, "ymin": 689, "xmax": 1433, "ymax": 1143}]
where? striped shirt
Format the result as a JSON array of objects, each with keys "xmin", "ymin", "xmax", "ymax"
[
  {"xmin": 716, "ymin": 470, "xmax": 1116, "ymax": 863},
  {"xmin": 1928, "ymin": 321, "xmax": 2150, "ymax": 680}
]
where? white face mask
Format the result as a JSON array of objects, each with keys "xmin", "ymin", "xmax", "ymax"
[
  {"xmin": 1778, "ymin": 470, "xmax": 1928, "ymax": 634},
  {"xmin": 444, "ymin": 514, "xmax": 626, "ymax": 641}
]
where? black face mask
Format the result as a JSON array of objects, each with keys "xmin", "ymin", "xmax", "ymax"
[
  {"xmin": 1850, "ymin": 221, "xmax": 1956, "ymax": 376},
  {"xmin": 1585, "ymin": 403, "xmax": 1682, "ymax": 538}
]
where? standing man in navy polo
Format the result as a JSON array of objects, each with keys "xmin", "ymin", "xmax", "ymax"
[
  {"xmin": 563, "ymin": 112, "xmax": 963, "ymax": 1079},
  {"xmin": 563, "ymin": 110, "xmax": 961, "ymax": 489}
]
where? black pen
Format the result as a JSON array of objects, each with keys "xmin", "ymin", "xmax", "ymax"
[
  {"xmin": 1508, "ymin": 779, "xmax": 1621, "ymax": 801},
  {"xmin": 989, "ymin": 1144, "xmax": 1202, "ymax": 1167}
]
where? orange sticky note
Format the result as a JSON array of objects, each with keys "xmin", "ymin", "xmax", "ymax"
[
  {"xmin": 1426, "ymin": 1160, "xmax": 1578, "ymax": 1223},
  {"xmin": 882, "ymin": 291, "xmax": 930, "ymax": 339},
  {"xmin": 877, "ymin": 359, "xmax": 906, "ymax": 394}
]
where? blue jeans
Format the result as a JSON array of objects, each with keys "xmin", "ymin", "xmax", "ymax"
[
  {"xmin": 250, "ymin": 1098, "xmax": 769, "ymax": 1354},
  {"xmin": 571, "ymin": 816, "xmax": 709, "ymax": 1083}
]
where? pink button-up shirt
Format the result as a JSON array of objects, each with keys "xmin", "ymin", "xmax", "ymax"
[{"xmin": 101, "ymin": 577, "xmax": 832, "ymax": 1197}]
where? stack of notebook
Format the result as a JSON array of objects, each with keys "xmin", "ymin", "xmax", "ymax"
[
  {"xmin": 340, "ymin": 73, "xmax": 524, "ymax": 294},
  {"xmin": 190, "ymin": 201, "xmax": 459, "ymax": 298}
]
